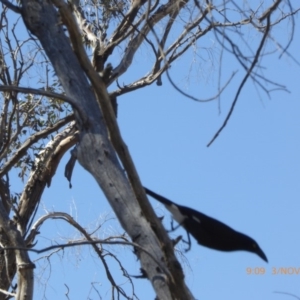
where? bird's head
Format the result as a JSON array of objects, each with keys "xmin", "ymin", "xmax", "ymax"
[{"xmin": 249, "ymin": 241, "xmax": 268, "ymax": 262}]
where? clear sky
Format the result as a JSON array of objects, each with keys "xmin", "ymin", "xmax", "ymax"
[{"xmin": 8, "ymin": 6, "xmax": 300, "ymax": 300}]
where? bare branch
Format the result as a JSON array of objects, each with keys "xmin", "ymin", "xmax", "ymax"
[
  {"xmin": 207, "ymin": 16, "xmax": 271, "ymax": 147},
  {"xmin": 0, "ymin": 0, "xmax": 21, "ymax": 14},
  {"xmin": 0, "ymin": 288, "xmax": 16, "ymax": 297},
  {"xmin": 26, "ymin": 211, "xmax": 137, "ymax": 299},
  {"xmin": 0, "ymin": 114, "xmax": 74, "ymax": 176},
  {"xmin": 113, "ymin": 0, "xmax": 189, "ymax": 80},
  {"xmin": 0, "ymin": 85, "xmax": 82, "ymax": 109},
  {"xmin": 16, "ymin": 124, "xmax": 77, "ymax": 235},
  {"xmin": 3, "ymin": 238, "xmax": 170, "ymax": 277},
  {"xmin": 258, "ymin": 0, "xmax": 282, "ymax": 22}
]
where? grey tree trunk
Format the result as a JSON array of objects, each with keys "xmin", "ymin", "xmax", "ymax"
[{"xmin": 19, "ymin": 0, "xmax": 194, "ymax": 299}]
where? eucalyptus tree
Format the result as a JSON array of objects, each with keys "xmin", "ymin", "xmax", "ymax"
[{"xmin": 0, "ymin": 0, "xmax": 298, "ymax": 299}]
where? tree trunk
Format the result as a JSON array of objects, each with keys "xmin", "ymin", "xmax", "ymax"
[{"xmin": 20, "ymin": 0, "xmax": 194, "ymax": 298}]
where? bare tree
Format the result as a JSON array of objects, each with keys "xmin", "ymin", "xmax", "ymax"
[{"xmin": 0, "ymin": 0, "xmax": 299, "ymax": 299}]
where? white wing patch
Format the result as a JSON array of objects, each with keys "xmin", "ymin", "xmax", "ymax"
[{"xmin": 192, "ymin": 215, "xmax": 201, "ymax": 223}]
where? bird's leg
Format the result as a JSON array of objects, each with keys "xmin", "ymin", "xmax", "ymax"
[
  {"xmin": 181, "ymin": 231, "xmax": 192, "ymax": 252},
  {"xmin": 169, "ymin": 218, "xmax": 181, "ymax": 232},
  {"xmin": 172, "ymin": 235, "xmax": 182, "ymax": 247},
  {"xmin": 167, "ymin": 219, "xmax": 191, "ymax": 252},
  {"xmin": 163, "ymin": 218, "xmax": 179, "ymax": 232},
  {"xmin": 163, "ymin": 219, "xmax": 184, "ymax": 249}
]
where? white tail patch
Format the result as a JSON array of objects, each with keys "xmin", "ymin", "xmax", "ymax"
[{"xmin": 167, "ymin": 204, "xmax": 186, "ymax": 224}]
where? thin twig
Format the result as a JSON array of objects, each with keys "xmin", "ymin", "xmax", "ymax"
[{"xmin": 207, "ymin": 16, "xmax": 271, "ymax": 147}]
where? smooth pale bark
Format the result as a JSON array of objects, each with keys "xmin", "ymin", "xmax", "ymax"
[{"xmin": 20, "ymin": 0, "xmax": 194, "ymax": 299}]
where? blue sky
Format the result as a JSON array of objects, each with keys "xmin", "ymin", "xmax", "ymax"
[
  {"xmin": 6, "ymin": 6, "xmax": 300, "ymax": 300},
  {"xmin": 36, "ymin": 36, "xmax": 300, "ymax": 299}
]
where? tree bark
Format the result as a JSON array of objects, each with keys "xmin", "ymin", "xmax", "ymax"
[
  {"xmin": 20, "ymin": 0, "xmax": 194, "ymax": 299},
  {"xmin": 0, "ymin": 200, "xmax": 34, "ymax": 300}
]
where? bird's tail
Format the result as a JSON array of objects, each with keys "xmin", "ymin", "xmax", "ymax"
[{"xmin": 144, "ymin": 187, "xmax": 173, "ymax": 206}]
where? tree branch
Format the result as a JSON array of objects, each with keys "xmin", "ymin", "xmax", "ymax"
[{"xmin": 207, "ymin": 16, "xmax": 271, "ymax": 147}]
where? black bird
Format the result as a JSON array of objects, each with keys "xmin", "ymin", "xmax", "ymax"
[{"xmin": 144, "ymin": 187, "xmax": 268, "ymax": 262}]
